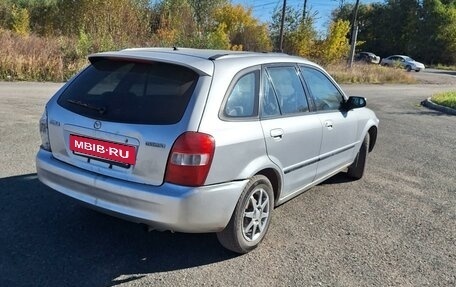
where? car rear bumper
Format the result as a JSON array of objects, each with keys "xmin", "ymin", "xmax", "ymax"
[{"xmin": 36, "ymin": 149, "xmax": 246, "ymax": 233}]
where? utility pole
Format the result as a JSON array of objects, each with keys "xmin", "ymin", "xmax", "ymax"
[
  {"xmin": 279, "ymin": 0, "xmax": 287, "ymax": 52},
  {"xmin": 348, "ymin": 0, "xmax": 360, "ymax": 68},
  {"xmin": 303, "ymin": 0, "xmax": 308, "ymax": 21}
]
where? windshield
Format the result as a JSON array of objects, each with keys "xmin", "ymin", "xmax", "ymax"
[{"xmin": 57, "ymin": 59, "xmax": 199, "ymax": 124}]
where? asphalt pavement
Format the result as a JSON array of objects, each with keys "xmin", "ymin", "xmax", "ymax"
[{"xmin": 0, "ymin": 77, "xmax": 455, "ymax": 287}]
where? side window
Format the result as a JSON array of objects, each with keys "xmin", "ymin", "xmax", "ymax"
[
  {"xmin": 300, "ymin": 66, "xmax": 344, "ymax": 111},
  {"xmin": 224, "ymin": 72, "xmax": 258, "ymax": 118},
  {"xmin": 265, "ymin": 66, "xmax": 309, "ymax": 115},
  {"xmin": 261, "ymin": 71, "xmax": 280, "ymax": 117}
]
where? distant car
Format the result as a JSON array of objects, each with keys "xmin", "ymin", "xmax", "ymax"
[
  {"xmin": 380, "ymin": 55, "xmax": 425, "ymax": 72},
  {"xmin": 355, "ymin": 52, "xmax": 381, "ymax": 64}
]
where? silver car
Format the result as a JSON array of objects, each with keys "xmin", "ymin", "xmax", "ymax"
[
  {"xmin": 380, "ymin": 55, "xmax": 425, "ymax": 72},
  {"xmin": 36, "ymin": 48, "xmax": 379, "ymax": 253}
]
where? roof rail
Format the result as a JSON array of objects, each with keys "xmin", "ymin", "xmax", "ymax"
[{"xmin": 208, "ymin": 53, "xmax": 230, "ymax": 60}]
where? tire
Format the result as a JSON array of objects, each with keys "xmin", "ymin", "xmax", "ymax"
[
  {"xmin": 216, "ymin": 175, "xmax": 274, "ymax": 254},
  {"xmin": 347, "ymin": 133, "xmax": 370, "ymax": 180},
  {"xmin": 406, "ymin": 65, "xmax": 412, "ymax": 72}
]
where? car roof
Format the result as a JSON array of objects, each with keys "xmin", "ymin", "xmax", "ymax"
[{"xmin": 89, "ymin": 47, "xmax": 318, "ymax": 76}]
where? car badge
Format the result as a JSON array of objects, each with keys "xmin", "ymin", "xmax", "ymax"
[{"xmin": 94, "ymin": 120, "xmax": 102, "ymax": 129}]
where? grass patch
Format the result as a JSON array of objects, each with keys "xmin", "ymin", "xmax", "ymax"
[
  {"xmin": 325, "ymin": 63, "xmax": 417, "ymax": 84},
  {"xmin": 432, "ymin": 91, "xmax": 456, "ymax": 109}
]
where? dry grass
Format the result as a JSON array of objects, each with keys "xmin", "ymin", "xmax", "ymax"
[
  {"xmin": 0, "ymin": 29, "xmax": 87, "ymax": 82},
  {"xmin": 0, "ymin": 30, "xmax": 419, "ymax": 84},
  {"xmin": 325, "ymin": 62, "xmax": 417, "ymax": 84}
]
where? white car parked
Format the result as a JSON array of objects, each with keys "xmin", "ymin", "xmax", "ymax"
[{"xmin": 380, "ymin": 55, "xmax": 425, "ymax": 72}]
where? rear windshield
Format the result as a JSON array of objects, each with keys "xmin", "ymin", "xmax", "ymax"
[{"xmin": 57, "ymin": 59, "xmax": 199, "ymax": 124}]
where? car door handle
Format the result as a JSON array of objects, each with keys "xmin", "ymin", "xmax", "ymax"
[
  {"xmin": 270, "ymin": 128, "xmax": 284, "ymax": 139},
  {"xmin": 325, "ymin": 121, "xmax": 333, "ymax": 129}
]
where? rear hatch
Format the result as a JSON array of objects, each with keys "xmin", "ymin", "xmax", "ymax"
[{"xmin": 48, "ymin": 56, "xmax": 207, "ymax": 186}]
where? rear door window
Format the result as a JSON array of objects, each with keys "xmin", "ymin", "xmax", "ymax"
[
  {"xmin": 262, "ymin": 66, "xmax": 309, "ymax": 116},
  {"xmin": 57, "ymin": 59, "xmax": 199, "ymax": 124}
]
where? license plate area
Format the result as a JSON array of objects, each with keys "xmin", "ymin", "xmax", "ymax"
[{"xmin": 69, "ymin": 134, "xmax": 136, "ymax": 166}]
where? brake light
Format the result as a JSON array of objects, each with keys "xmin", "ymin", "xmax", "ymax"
[{"xmin": 165, "ymin": 132, "xmax": 215, "ymax": 186}]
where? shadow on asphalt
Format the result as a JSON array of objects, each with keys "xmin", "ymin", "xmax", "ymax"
[
  {"xmin": 0, "ymin": 174, "xmax": 236, "ymax": 287},
  {"xmin": 319, "ymin": 172, "xmax": 354, "ymax": 185},
  {"xmin": 389, "ymin": 109, "xmax": 451, "ymax": 116}
]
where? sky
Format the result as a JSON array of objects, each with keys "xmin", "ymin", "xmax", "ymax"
[{"xmin": 232, "ymin": 0, "xmax": 382, "ymax": 34}]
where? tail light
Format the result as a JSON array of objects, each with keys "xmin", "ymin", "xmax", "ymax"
[
  {"xmin": 39, "ymin": 108, "xmax": 52, "ymax": 151},
  {"xmin": 165, "ymin": 132, "xmax": 215, "ymax": 186}
]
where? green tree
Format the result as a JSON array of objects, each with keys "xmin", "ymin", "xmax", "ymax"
[
  {"xmin": 331, "ymin": 1, "xmax": 421, "ymax": 57},
  {"xmin": 417, "ymin": 0, "xmax": 456, "ymax": 64},
  {"xmin": 269, "ymin": 5, "xmax": 302, "ymax": 52}
]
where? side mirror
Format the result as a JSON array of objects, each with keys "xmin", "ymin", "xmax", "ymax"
[{"xmin": 343, "ymin": 96, "xmax": 366, "ymax": 110}]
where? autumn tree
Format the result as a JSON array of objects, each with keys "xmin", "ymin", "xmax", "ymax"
[
  {"xmin": 316, "ymin": 19, "xmax": 350, "ymax": 64},
  {"xmin": 285, "ymin": 17, "xmax": 317, "ymax": 57},
  {"xmin": 151, "ymin": 0, "xmax": 196, "ymax": 46},
  {"xmin": 213, "ymin": 4, "xmax": 272, "ymax": 51},
  {"xmin": 10, "ymin": 4, "xmax": 30, "ymax": 36}
]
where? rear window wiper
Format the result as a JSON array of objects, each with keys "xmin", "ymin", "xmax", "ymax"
[{"xmin": 66, "ymin": 99, "xmax": 106, "ymax": 115}]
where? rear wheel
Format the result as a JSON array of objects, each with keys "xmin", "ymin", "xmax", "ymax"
[
  {"xmin": 216, "ymin": 175, "xmax": 274, "ymax": 254},
  {"xmin": 347, "ymin": 133, "xmax": 370, "ymax": 180}
]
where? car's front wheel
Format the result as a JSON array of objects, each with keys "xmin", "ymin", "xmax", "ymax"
[{"xmin": 216, "ymin": 175, "xmax": 274, "ymax": 254}]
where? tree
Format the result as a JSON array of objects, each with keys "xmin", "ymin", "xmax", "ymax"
[
  {"xmin": 317, "ymin": 19, "xmax": 351, "ymax": 64},
  {"xmin": 10, "ymin": 4, "xmax": 30, "ymax": 36},
  {"xmin": 151, "ymin": 0, "xmax": 197, "ymax": 47},
  {"xmin": 187, "ymin": 0, "xmax": 226, "ymax": 32},
  {"xmin": 416, "ymin": 0, "xmax": 456, "ymax": 64},
  {"xmin": 213, "ymin": 4, "xmax": 272, "ymax": 51},
  {"xmin": 270, "ymin": 5, "xmax": 302, "ymax": 52},
  {"xmin": 286, "ymin": 17, "xmax": 317, "ymax": 57}
]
